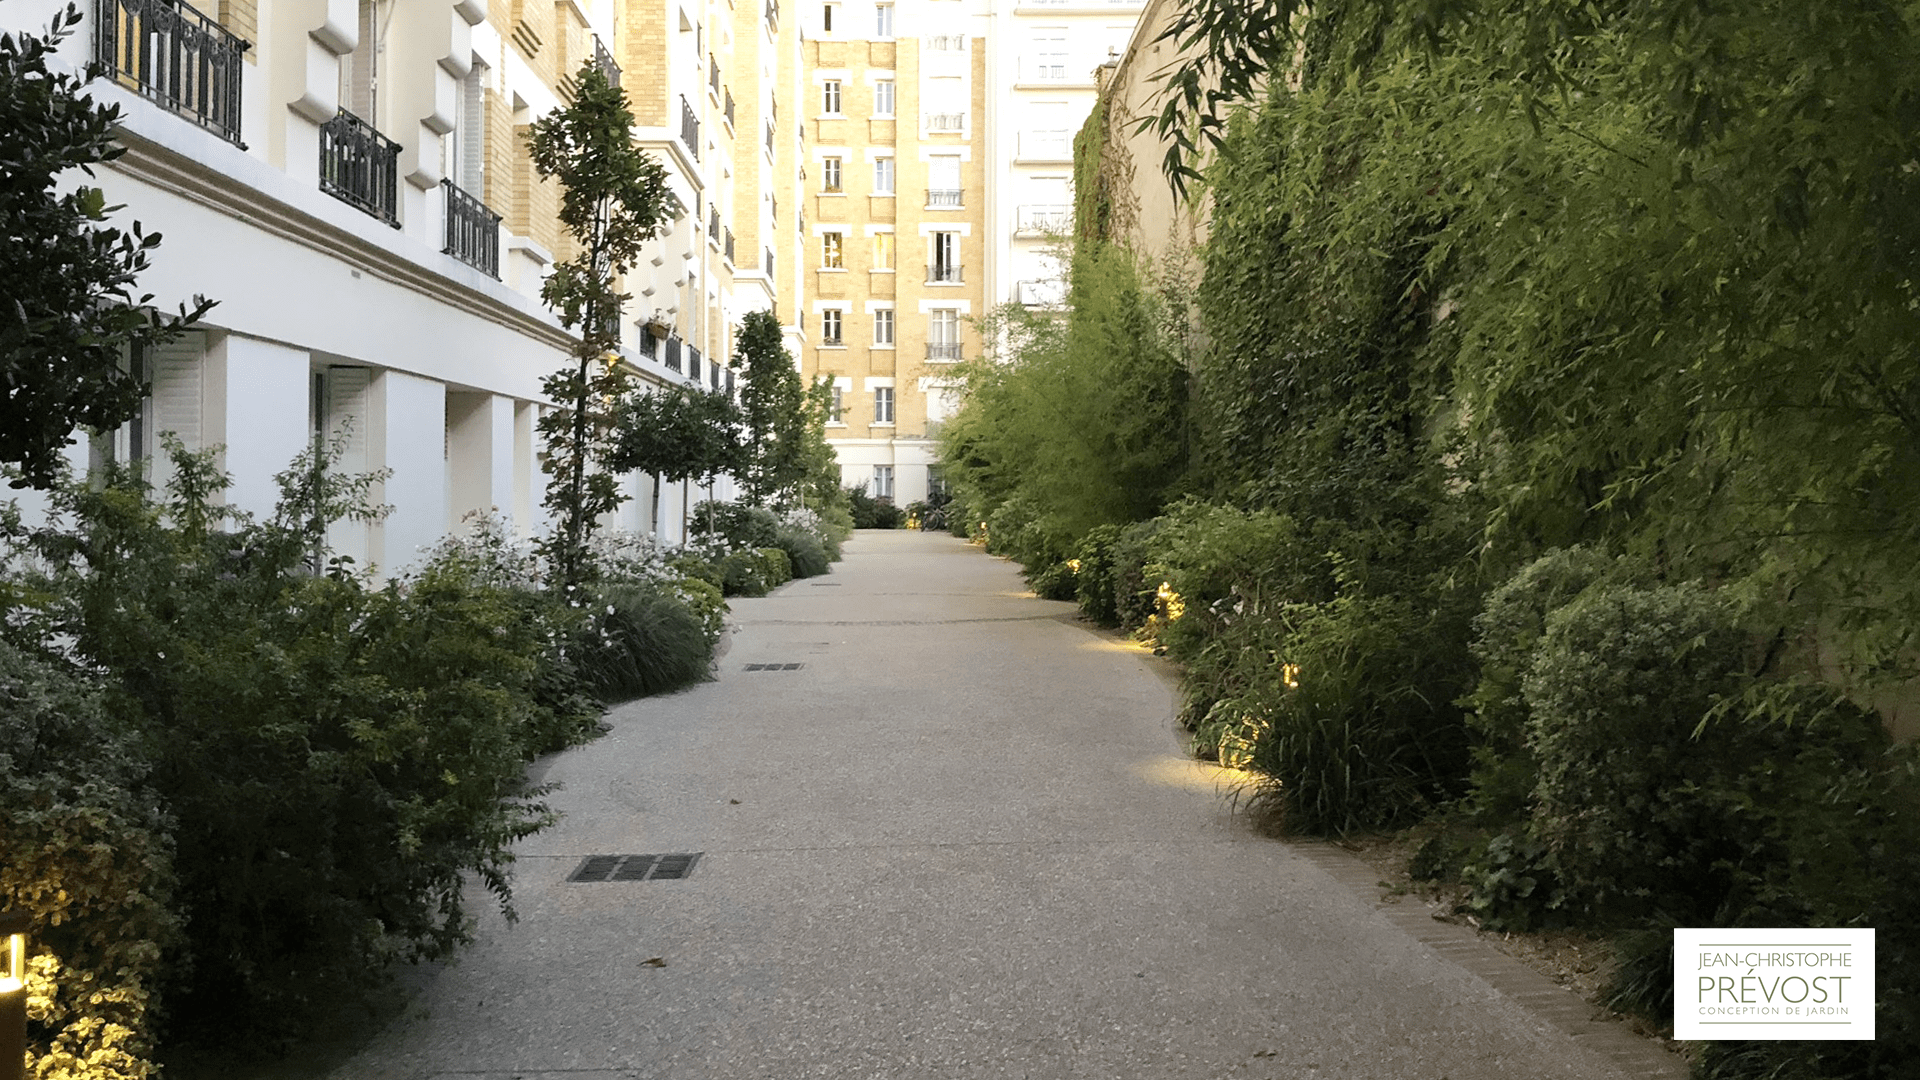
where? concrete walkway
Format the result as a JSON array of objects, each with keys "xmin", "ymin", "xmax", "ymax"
[{"xmin": 333, "ymin": 531, "xmax": 1683, "ymax": 1080}]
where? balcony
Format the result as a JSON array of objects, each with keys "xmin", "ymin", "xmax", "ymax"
[
  {"xmin": 925, "ymin": 112, "xmax": 965, "ymax": 133},
  {"xmin": 927, "ymin": 189, "xmax": 963, "ymax": 208},
  {"xmin": 680, "ymin": 96, "xmax": 701, "ymax": 161},
  {"xmin": 710, "ymin": 56, "xmax": 721, "ymax": 97},
  {"xmin": 709, "ymin": 206, "xmax": 721, "ymax": 239},
  {"xmin": 724, "ymin": 228, "xmax": 736, "ymax": 265},
  {"xmin": 765, "ymin": 122, "xmax": 775, "ymax": 155},
  {"xmin": 724, "ymin": 89, "xmax": 735, "ymax": 127},
  {"xmin": 927, "ymin": 34, "xmax": 967, "ymax": 51},
  {"xmin": 95, "ymin": 0, "xmax": 248, "ymax": 147},
  {"xmin": 927, "ymin": 264, "xmax": 964, "ymax": 284},
  {"xmin": 1018, "ymin": 130, "xmax": 1073, "ymax": 161},
  {"xmin": 766, "ymin": 0, "xmax": 779, "ymax": 31},
  {"xmin": 665, "ymin": 335, "xmax": 683, "ymax": 373},
  {"xmin": 765, "ymin": 248, "xmax": 775, "ymax": 277},
  {"xmin": 595, "ymin": 36, "xmax": 621, "ymax": 87},
  {"xmin": 441, "ymin": 179, "xmax": 502, "ymax": 278},
  {"xmin": 710, "ymin": 363, "xmax": 721, "ymax": 390},
  {"xmin": 640, "ymin": 332, "xmax": 659, "ymax": 360},
  {"xmin": 320, "ymin": 110, "xmax": 400, "ymax": 227},
  {"xmin": 926, "ymin": 342, "xmax": 962, "ymax": 361},
  {"xmin": 688, "ymin": 347, "xmax": 703, "ymax": 381},
  {"xmin": 1016, "ymin": 204, "xmax": 1072, "ymax": 234}
]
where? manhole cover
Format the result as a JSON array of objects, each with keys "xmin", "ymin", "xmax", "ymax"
[
  {"xmin": 742, "ymin": 662, "xmax": 804, "ymax": 671},
  {"xmin": 567, "ymin": 853, "xmax": 702, "ymax": 882}
]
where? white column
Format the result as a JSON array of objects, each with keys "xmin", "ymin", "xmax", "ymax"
[
  {"xmin": 213, "ymin": 335, "xmax": 313, "ymax": 519},
  {"xmin": 447, "ymin": 391, "xmax": 515, "ymax": 530},
  {"xmin": 373, "ymin": 370, "xmax": 448, "ymax": 574}
]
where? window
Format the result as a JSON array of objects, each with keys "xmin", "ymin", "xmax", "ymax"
[
  {"xmin": 823, "ymin": 156, "xmax": 843, "ymax": 192},
  {"xmin": 822, "ymin": 80, "xmax": 842, "ymax": 114},
  {"xmin": 873, "ymin": 389, "xmax": 895, "ymax": 425},
  {"xmin": 822, "ymin": 309, "xmax": 843, "ymax": 343},
  {"xmin": 930, "ymin": 232, "xmax": 960, "ymax": 282},
  {"xmin": 830, "ymin": 385, "xmax": 844, "ymax": 423},
  {"xmin": 871, "ymin": 232, "xmax": 894, "ymax": 269},
  {"xmin": 873, "ymin": 464, "xmax": 894, "ymax": 498},
  {"xmin": 875, "ymin": 3, "xmax": 894, "ymax": 36},
  {"xmin": 873, "ymin": 156, "xmax": 895, "ymax": 193},
  {"xmin": 928, "ymin": 309, "xmax": 960, "ymax": 360},
  {"xmin": 1032, "ymin": 27, "xmax": 1068, "ymax": 79},
  {"xmin": 928, "ymin": 154, "xmax": 961, "ymax": 205},
  {"xmin": 822, "ymin": 231, "xmax": 844, "ymax": 268},
  {"xmin": 873, "ymin": 308, "xmax": 894, "ymax": 345},
  {"xmin": 823, "ymin": 3, "xmax": 835, "ymax": 31},
  {"xmin": 873, "ymin": 79, "xmax": 895, "ymax": 116}
]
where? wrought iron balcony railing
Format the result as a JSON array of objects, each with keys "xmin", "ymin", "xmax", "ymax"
[
  {"xmin": 320, "ymin": 109, "xmax": 400, "ymax": 227},
  {"xmin": 95, "ymin": 0, "xmax": 248, "ymax": 146},
  {"xmin": 766, "ymin": 0, "xmax": 779, "ymax": 31},
  {"xmin": 710, "ymin": 56, "xmax": 721, "ymax": 96},
  {"xmin": 1016, "ymin": 204, "xmax": 1072, "ymax": 233},
  {"xmin": 709, "ymin": 206, "xmax": 721, "ymax": 239},
  {"xmin": 595, "ymin": 35, "xmax": 621, "ymax": 87},
  {"xmin": 926, "ymin": 189, "xmax": 962, "ymax": 208},
  {"xmin": 927, "ymin": 342, "xmax": 963, "ymax": 361},
  {"xmin": 710, "ymin": 362, "xmax": 721, "ymax": 390},
  {"xmin": 928, "ymin": 264, "xmax": 964, "ymax": 284},
  {"xmin": 640, "ymin": 332, "xmax": 659, "ymax": 360},
  {"xmin": 442, "ymin": 179, "xmax": 501, "ymax": 277},
  {"xmin": 680, "ymin": 96, "xmax": 701, "ymax": 160},
  {"xmin": 687, "ymin": 347, "xmax": 702, "ymax": 381},
  {"xmin": 724, "ymin": 228, "xmax": 735, "ymax": 264},
  {"xmin": 925, "ymin": 112, "xmax": 965, "ymax": 132},
  {"xmin": 724, "ymin": 89, "xmax": 735, "ymax": 127},
  {"xmin": 665, "ymin": 335, "xmax": 683, "ymax": 372}
]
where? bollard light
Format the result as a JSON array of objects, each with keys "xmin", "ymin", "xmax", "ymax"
[{"xmin": 0, "ymin": 909, "xmax": 26, "ymax": 1080}]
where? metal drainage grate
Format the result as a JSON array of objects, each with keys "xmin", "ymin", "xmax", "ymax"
[
  {"xmin": 809, "ymin": 582, "xmax": 842, "ymax": 587},
  {"xmin": 567, "ymin": 853, "xmax": 702, "ymax": 882},
  {"xmin": 742, "ymin": 662, "xmax": 804, "ymax": 671}
]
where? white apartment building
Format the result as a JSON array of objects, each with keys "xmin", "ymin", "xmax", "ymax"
[
  {"xmin": 982, "ymin": 0, "xmax": 1143, "ymax": 309},
  {"xmin": 6, "ymin": 0, "xmax": 807, "ymax": 572}
]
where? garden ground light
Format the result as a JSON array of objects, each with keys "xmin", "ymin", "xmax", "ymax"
[{"xmin": 0, "ymin": 909, "xmax": 24, "ymax": 1080}]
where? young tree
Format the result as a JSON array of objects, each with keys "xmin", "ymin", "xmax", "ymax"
[
  {"xmin": 1, "ymin": 3, "xmax": 214, "ymax": 489},
  {"xmin": 528, "ymin": 61, "xmax": 670, "ymax": 587},
  {"xmin": 607, "ymin": 383, "xmax": 744, "ymax": 531},
  {"xmin": 734, "ymin": 310, "xmax": 810, "ymax": 506}
]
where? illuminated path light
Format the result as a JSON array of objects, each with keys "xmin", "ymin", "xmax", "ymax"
[{"xmin": 329, "ymin": 531, "xmax": 1681, "ymax": 1080}]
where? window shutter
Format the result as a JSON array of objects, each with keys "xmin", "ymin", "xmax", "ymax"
[
  {"xmin": 147, "ymin": 334, "xmax": 205, "ymax": 493},
  {"xmin": 326, "ymin": 366, "xmax": 372, "ymax": 476}
]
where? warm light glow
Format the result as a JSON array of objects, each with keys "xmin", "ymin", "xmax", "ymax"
[
  {"xmin": 0, "ymin": 931, "xmax": 22, "ymax": 993},
  {"xmin": 1065, "ymin": 558, "xmax": 1081, "ymax": 573},
  {"xmin": 1133, "ymin": 755, "xmax": 1251, "ymax": 793},
  {"xmin": 1281, "ymin": 663, "xmax": 1301, "ymax": 689},
  {"xmin": 1156, "ymin": 581, "xmax": 1185, "ymax": 622}
]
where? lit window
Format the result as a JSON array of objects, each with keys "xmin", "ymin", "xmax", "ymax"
[
  {"xmin": 871, "ymin": 232, "xmax": 894, "ymax": 269},
  {"xmin": 823, "ymin": 309, "xmax": 843, "ymax": 343},
  {"xmin": 822, "ymin": 231, "xmax": 844, "ymax": 268},
  {"xmin": 823, "ymin": 80, "xmax": 842, "ymax": 114},
  {"xmin": 874, "ymin": 309, "xmax": 894, "ymax": 345},
  {"xmin": 873, "ymin": 389, "xmax": 894, "ymax": 425},
  {"xmin": 823, "ymin": 156, "xmax": 843, "ymax": 192},
  {"xmin": 873, "ymin": 157, "xmax": 895, "ymax": 193},
  {"xmin": 873, "ymin": 79, "xmax": 895, "ymax": 116}
]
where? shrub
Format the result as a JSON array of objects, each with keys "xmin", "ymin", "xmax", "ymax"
[
  {"xmin": 772, "ymin": 524, "xmax": 830, "ymax": 578},
  {"xmin": 1463, "ymin": 547, "xmax": 1616, "ymax": 823},
  {"xmin": 1521, "ymin": 582, "xmax": 1751, "ymax": 923},
  {"xmin": 1, "ymin": 639, "xmax": 175, "ymax": 1080},
  {"xmin": 1232, "ymin": 590, "xmax": 1474, "ymax": 834},
  {"xmin": 716, "ymin": 547, "xmax": 792, "ymax": 596},
  {"xmin": 1024, "ymin": 559, "xmax": 1078, "ymax": 600},
  {"xmin": 669, "ymin": 549, "xmax": 724, "ymax": 591},
  {"xmin": 846, "ymin": 484, "xmax": 906, "ymax": 529},
  {"xmin": 1072, "ymin": 524, "xmax": 1124, "ymax": 624},
  {"xmin": 691, "ymin": 500, "xmax": 780, "ymax": 549},
  {"xmin": 1108, "ymin": 519, "xmax": 1164, "ymax": 630},
  {"xmin": 571, "ymin": 581, "xmax": 718, "ymax": 701},
  {"xmin": 16, "ymin": 448, "xmax": 561, "ymax": 1045}
]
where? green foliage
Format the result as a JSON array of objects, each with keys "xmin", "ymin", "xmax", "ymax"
[
  {"xmin": 12, "ymin": 445, "xmax": 563, "ymax": 1045},
  {"xmin": 691, "ymin": 500, "xmax": 781, "ymax": 548},
  {"xmin": 0, "ymin": 3, "xmax": 215, "ymax": 489},
  {"xmin": 1463, "ymin": 548, "xmax": 1617, "ymax": 823},
  {"xmin": 569, "ymin": 582, "xmax": 717, "ymax": 702},
  {"xmin": 715, "ymin": 547, "xmax": 792, "ymax": 597},
  {"xmin": 772, "ymin": 524, "xmax": 830, "ymax": 579},
  {"xmin": 1224, "ymin": 588, "xmax": 1474, "ymax": 835},
  {"xmin": 845, "ymin": 484, "xmax": 906, "ymax": 529},
  {"xmin": 0, "ymin": 639, "xmax": 174, "ymax": 1079},
  {"xmin": 528, "ymin": 60, "xmax": 671, "ymax": 587},
  {"xmin": 609, "ymin": 384, "xmax": 744, "ymax": 487},
  {"xmin": 736, "ymin": 311, "xmax": 827, "ymax": 507},
  {"xmin": 939, "ymin": 247, "xmax": 1189, "ymax": 550}
]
